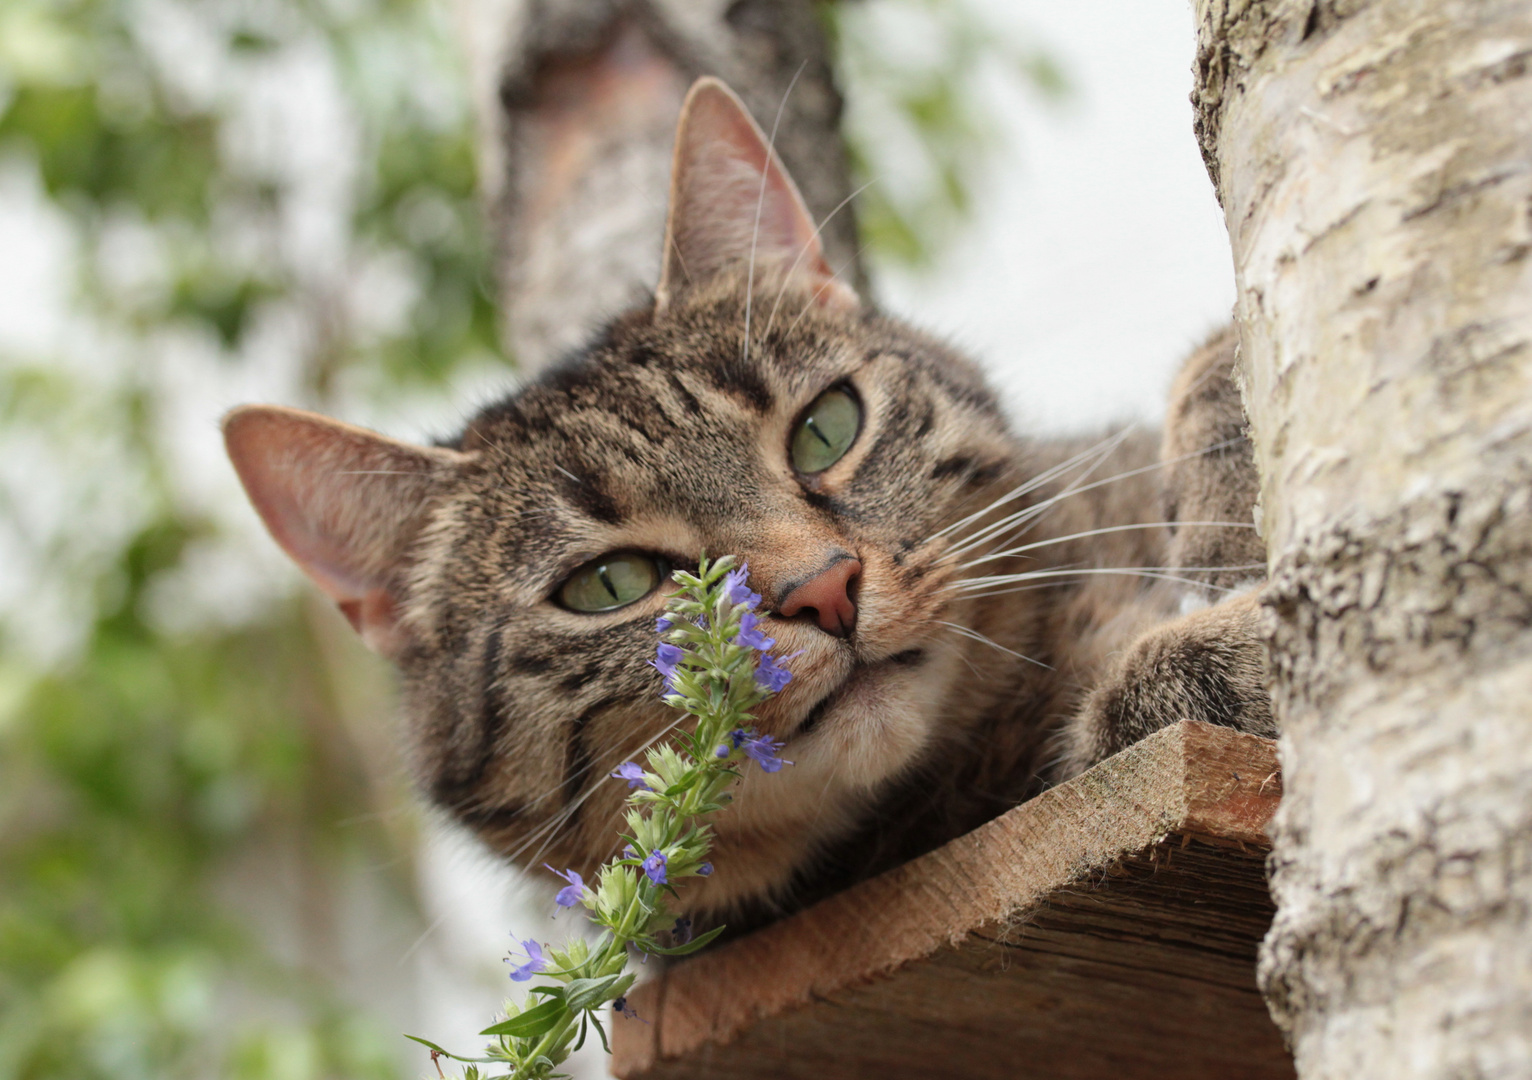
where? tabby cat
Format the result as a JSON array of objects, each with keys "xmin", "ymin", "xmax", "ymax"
[{"xmin": 223, "ymin": 78, "xmax": 1272, "ymax": 927}]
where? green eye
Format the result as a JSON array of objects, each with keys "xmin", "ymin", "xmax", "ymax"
[
  {"xmin": 557, "ymin": 553, "xmax": 667, "ymax": 612},
  {"xmin": 791, "ymin": 385, "xmax": 861, "ymax": 474}
]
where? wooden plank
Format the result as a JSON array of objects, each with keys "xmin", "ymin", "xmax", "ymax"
[{"xmin": 612, "ymin": 721, "xmax": 1291, "ymax": 1080}]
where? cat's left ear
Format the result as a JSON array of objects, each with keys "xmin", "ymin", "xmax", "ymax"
[
  {"xmin": 654, "ymin": 77, "xmax": 858, "ymax": 315},
  {"xmin": 223, "ymin": 405, "xmax": 469, "ymax": 658}
]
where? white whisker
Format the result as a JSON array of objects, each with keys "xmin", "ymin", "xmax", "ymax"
[
  {"xmin": 958, "ymin": 520, "xmax": 1257, "ymax": 571},
  {"xmin": 942, "ymin": 436, "xmax": 1249, "ymax": 563},
  {"xmin": 501, "ymin": 711, "xmax": 693, "ymax": 866},
  {"xmin": 927, "ymin": 428, "xmax": 1133, "ymax": 546},
  {"xmin": 950, "ymin": 564, "xmax": 1265, "ymax": 594},
  {"xmin": 743, "ymin": 60, "xmax": 807, "ymax": 366},
  {"xmin": 762, "ymin": 177, "xmax": 878, "ymax": 340},
  {"xmin": 935, "ymin": 620, "xmax": 1052, "ymax": 669},
  {"xmin": 782, "ymin": 245, "xmax": 868, "ymax": 340},
  {"xmin": 944, "ymin": 580, "xmax": 1082, "ymax": 603},
  {"xmin": 943, "ymin": 433, "xmax": 1139, "ymax": 560},
  {"xmin": 396, "ymin": 908, "xmax": 454, "ymax": 967}
]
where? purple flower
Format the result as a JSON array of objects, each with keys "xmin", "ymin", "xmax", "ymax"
[
  {"xmin": 611, "ymin": 762, "xmax": 650, "ymax": 790},
  {"xmin": 613, "ymin": 996, "xmax": 641, "ymax": 1021},
  {"xmin": 545, "ymin": 865, "xmax": 585, "ymax": 908},
  {"xmin": 754, "ymin": 652, "xmax": 794, "ymax": 693},
  {"xmin": 671, "ymin": 916, "xmax": 693, "ymax": 945},
  {"xmin": 742, "ymin": 733, "xmax": 792, "ymax": 773},
  {"xmin": 697, "ymin": 862, "xmax": 714, "ymax": 877},
  {"xmin": 505, "ymin": 938, "xmax": 548, "ymax": 982},
  {"xmin": 735, "ymin": 610, "xmax": 775, "ymax": 651},
  {"xmin": 641, "ymin": 849, "xmax": 669, "ymax": 885},
  {"xmin": 722, "ymin": 564, "xmax": 762, "ymax": 609},
  {"xmin": 622, "ymin": 844, "xmax": 636, "ymax": 859},
  {"xmin": 716, "ymin": 728, "xmax": 749, "ymax": 758},
  {"xmin": 655, "ymin": 615, "xmax": 673, "ymax": 633},
  {"xmin": 650, "ymin": 642, "xmax": 684, "ymax": 691}
]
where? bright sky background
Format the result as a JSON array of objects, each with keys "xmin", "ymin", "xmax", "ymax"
[{"xmin": 878, "ymin": 1, "xmax": 1236, "ymax": 435}]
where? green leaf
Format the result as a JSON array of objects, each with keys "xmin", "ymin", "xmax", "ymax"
[
  {"xmin": 402, "ymin": 1034, "xmax": 451, "ymax": 1055},
  {"xmin": 641, "ymin": 925, "xmax": 726, "ymax": 956},
  {"xmin": 479, "ymin": 998, "xmax": 567, "ymax": 1038},
  {"xmin": 563, "ymin": 973, "xmax": 634, "ymax": 1011},
  {"xmin": 402, "ymin": 1034, "xmax": 500, "ymax": 1063}
]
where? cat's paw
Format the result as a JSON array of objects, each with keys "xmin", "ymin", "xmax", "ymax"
[
  {"xmin": 1160, "ymin": 326, "xmax": 1265, "ymax": 594},
  {"xmin": 1058, "ymin": 591, "xmax": 1274, "ymax": 779}
]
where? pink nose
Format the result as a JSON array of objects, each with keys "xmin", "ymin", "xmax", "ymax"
[{"xmin": 778, "ymin": 556, "xmax": 861, "ymax": 637}]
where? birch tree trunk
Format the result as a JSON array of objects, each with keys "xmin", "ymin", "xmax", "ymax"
[
  {"xmin": 1192, "ymin": 2, "xmax": 1532, "ymax": 1076},
  {"xmin": 450, "ymin": 0, "xmax": 861, "ymax": 373}
]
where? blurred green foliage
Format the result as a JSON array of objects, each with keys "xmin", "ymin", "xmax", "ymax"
[
  {"xmin": 0, "ymin": 588, "xmax": 404, "ymax": 1079},
  {"xmin": 825, "ymin": 0, "xmax": 1068, "ymax": 266},
  {"xmin": 0, "ymin": 0, "xmax": 500, "ymax": 388},
  {"xmin": 0, "ymin": 0, "xmax": 1059, "ymax": 1076},
  {"xmin": 0, "ymin": 0, "xmax": 493, "ymax": 1075}
]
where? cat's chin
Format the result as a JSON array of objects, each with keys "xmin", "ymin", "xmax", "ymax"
[
  {"xmin": 793, "ymin": 648, "xmax": 926, "ymax": 739},
  {"xmin": 724, "ymin": 647, "xmax": 950, "ymax": 834},
  {"xmin": 672, "ymin": 647, "xmax": 956, "ymax": 917}
]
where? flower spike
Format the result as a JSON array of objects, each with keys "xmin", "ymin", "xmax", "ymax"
[{"xmin": 413, "ymin": 555, "xmax": 797, "ymax": 1078}]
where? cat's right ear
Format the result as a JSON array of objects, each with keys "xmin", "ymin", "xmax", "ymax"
[
  {"xmin": 654, "ymin": 77, "xmax": 858, "ymax": 315},
  {"xmin": 222, "ymin": 405, "xmax": 468, "ymax": 658}
]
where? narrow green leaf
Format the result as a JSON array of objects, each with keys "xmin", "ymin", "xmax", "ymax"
[
  {"xmin": 479, "ymin": 998, "xmax": 567, "ymax": 1038},
  {"xmin": 591, "ymin": 1014, "xmax": 612, "ymax": 1055},
  {"xmin": 402, "ymin": 1034, "xmax": 451, "ymax": 1055},
  {"xmin": 402, "ymin": 1034, "xmax": 499, "ymax": 1063},
  {"xmin": 641, "ymin": 925, "xmax": 726, "ymax": 956},
  {"xmin": 563, "ymin": 973, "xmax": 628, "ymax": 1011}
]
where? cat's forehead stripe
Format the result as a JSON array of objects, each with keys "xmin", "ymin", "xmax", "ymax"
[{"xmin": 448, "ymin": 284, "xmax": 1016, "ymax": 578}]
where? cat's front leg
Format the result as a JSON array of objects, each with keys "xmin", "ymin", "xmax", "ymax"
[{"xmin": 1057, "ymin": 591, "xmax": 1274, "ymax": 779}]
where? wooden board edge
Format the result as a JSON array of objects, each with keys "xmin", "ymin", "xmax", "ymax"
[{"xmin": 613, "ymin": 721, "xmax": 1282, "ymax": 1076}]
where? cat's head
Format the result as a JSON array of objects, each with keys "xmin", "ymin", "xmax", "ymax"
[{"xmin": 224, "ymin": 79, "xmax": 1024, "ymax": 914}]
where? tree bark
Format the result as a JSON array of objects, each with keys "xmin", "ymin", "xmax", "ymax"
[
  {"xmin": 451, "ymin": 0, "xmax": 862, "ymax": 373},
  {"xmin": 1192, "ymin": 1, "xmax": 1532, "ymax": 1076}
]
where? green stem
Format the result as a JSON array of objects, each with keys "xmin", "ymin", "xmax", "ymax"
[{"xmin": 507, "ymin": 1011, "xmax": 582, "ymax": 1080}]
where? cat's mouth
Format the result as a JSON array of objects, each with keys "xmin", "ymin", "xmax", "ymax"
[{"xmin": 792, "ymin": 647, "xmax": 926, "ymax": 739}]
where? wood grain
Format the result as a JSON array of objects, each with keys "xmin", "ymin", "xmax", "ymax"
[{"xmin": 612, "ymin": 720, "xmax": 1292, "ymax": 1079}]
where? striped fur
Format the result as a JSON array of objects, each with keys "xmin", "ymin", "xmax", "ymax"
[{"xmin": 373, "ymin": 273, "xmax": 1271, "ymax": 925}]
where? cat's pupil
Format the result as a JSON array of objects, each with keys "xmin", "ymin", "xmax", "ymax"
[
  {"xmin": 557, "ymin": 553, "xmax": 665, "ymax": 613},
  {"xmin": 791, "ymin": 386, "xmax": 861, "ymax": 475}
]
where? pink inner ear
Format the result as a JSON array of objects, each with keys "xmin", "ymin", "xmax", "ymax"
[
  {"xmin": 223, "ymin": 405, "xmax": 464, "ymax": 655},
  {"xmin": 657, "ymin": 78, "xmax": 855, "ymax": 308},
  {"xmin": 226, "ymin": 411, "xmax": 385, "ymax": 601}
]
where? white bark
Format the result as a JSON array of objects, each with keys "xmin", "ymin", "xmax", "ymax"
[
  {"xmin": 1192, "ymin": 1, "xmax": 1532, "ymax": 1076},
  {"xmin": 450, "ymin": 0, "xmax": 861, "ymax": 373}
]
